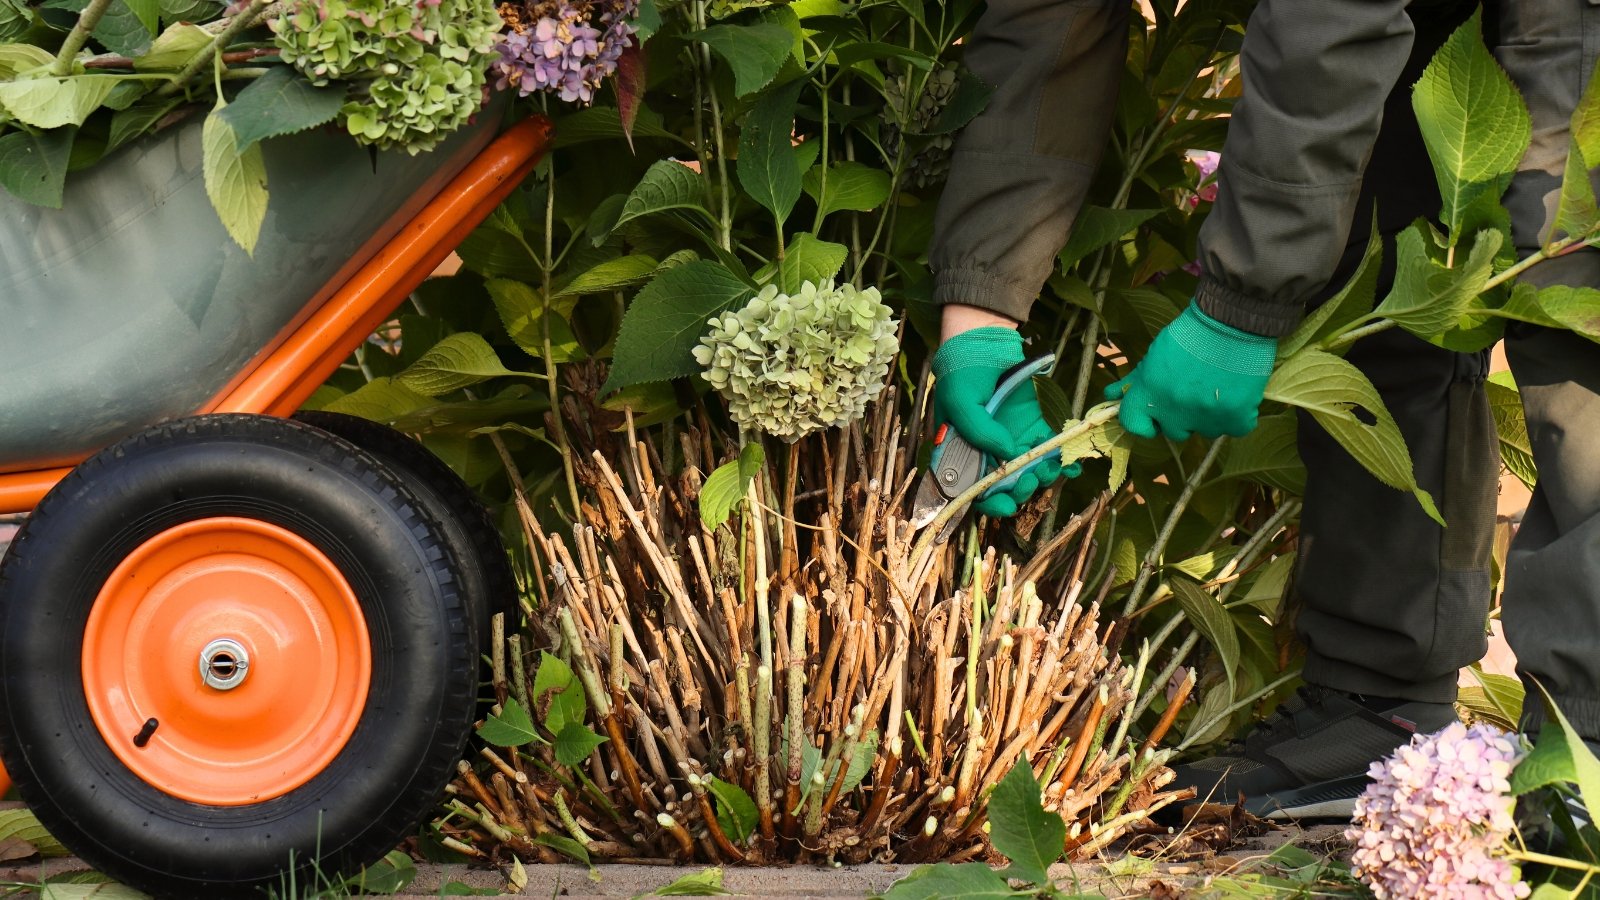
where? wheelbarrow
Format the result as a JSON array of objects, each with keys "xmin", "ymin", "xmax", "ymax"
[{"xmin": 0, "ymin": 107, "xmax": 550, "ymax": 896}]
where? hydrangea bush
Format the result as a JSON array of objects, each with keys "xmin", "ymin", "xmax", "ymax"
[
  {"xmin": 1347, "ymin": 723, "xmax": 1530, "ymax": 900},
  {"xmin": 693, "ymin": 280, "xmax": 900, "ymax": 441}
]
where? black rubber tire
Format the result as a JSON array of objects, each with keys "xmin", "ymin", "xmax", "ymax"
[
  {"xmin": 0, "ymin": 414, "xmax": 478, "ymax": 898},
  {"xmin": 293, "ymin": 410, "xmax": 518, "ymax": 644}
]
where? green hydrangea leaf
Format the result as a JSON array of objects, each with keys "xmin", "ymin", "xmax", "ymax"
[
  {"xmin": 485, "ymin": 278, "xmax": 584, "ymax": 362},
  {"xmin": 1487, "ymin": 371, "xmax": 1537, "ymax": 491},
  {"xmin": 705, "ymin": 777, "xmax": 758, "ymax": 844},
  {"xmin": 216, "ymin": 66, "xmax": 347, "ymax": 151},
  {"xmin": 1265, "ymin": 348, "xmax": 1441, "ymax": 525},
  {"xmin": 836, "ymin": 729, "xmax": 878, "ymax": 795},
  {"xmin": 477, "ymin": 698, "xmax": 542, "ymax": 748},
  {"xmin": 603, "ymin": 159, "xmax": 715, "ymax": 240},
  {"xmin": 1057, "ymin": 206, "xmax": 1161, "ymax": 270},
  {"xmin": 548, "ymin": 104, "xmax": 687, "ymax": 150},
  {"xmin": 532, "ymin": 833, "xmax": 589, "ymax": 866},
  {"xmin": 202, "ymin": 102, "xmax": 268, "ymax": 254},
  {"xmin": 987, "ymin": 762, "xmax": 1065, "ymax": 886},
  {"xmin": 1551, "ymin": 62, "xmax": 1600, "ymax": 243},
  {"xmin": 1411, "ymin": 9, "xmax": 1531, "ymax": 242},
  {"xmin": 106, "ymin": 97, "xmax": 181, "ymax": 154},
  {"xmin": 923, "ymin": 69, "xmax": 994, "ymax": 135},
  {"xmin": 1373, "ymin": 225, "xmax": 1499, "ymax": 339},
  {"xmin": 1533, "ymin": 284, "xmax": 1600, "ymax": 343},
  {"xmin": 394, "ymin": 332, "xmax": 521, "ymax": 397},
  {"xmin": 0, "ymin": 127, "xmax": 74, "ymax": 207},
  {"xmin": 692, "ymin": 22, "xmax": 792, "ymax": 97},
  {"xmin": 699, "ymin": 441, "xmax": 764, "ymax": 529},
  {"xmin": 736, "ymin": 77, "xmax": 805, "ymax": 223},
  {"xmin": 647, "ymin": 867, "xmax": 733, "ymax": 897},
  {"xmin": 321, "ymin": 377, "xmax": 435, "ymax": 423},
  {"xmin": 552, "ymin": 723, "xmax": 608, "ymax": 767},
  {"xmin": 602, "ymin": 260, "xmax": 754, "ymax": 394},
  {"xmin": 1219, "ymin": 413, "xmax": 1305, "ymax": 495},
  {"xmin": 1170, "ymin": 575, "xmax": 1241, "ymax": 699},
  {"xmin": 343, "ymin": 850, "xmax": 417, "ymax": 896},
  {"xmin": 801, "ymin": 160, "xmax": 891, "ymax": 219},
  {"xmin": 532, "ymin": 650, "xmax": 585, "ymax": 736},
  {"xmin": 882, "ymin": 864, "xmax": 1023, "ymax": 900},
  {"xmin": 0, "ymin": 44, "xmax": 55, "ymax": 77},
  {"xmin": 555, "ymin": 253, "xmax": 660, "ymax": 296},
  {"xmin": 776, "ymin": 232, "xmax": 847, "ymax": 294},
  {"xmin": 0, "ymin": 75, "xmax": 119, "ymax": 128},
  {"xmin": 0, "ymin": 0, "xmax": 30, "ymax": 41},
  {"xmin": 1282, "ymin": 222, "xmax": 1382, "ymax": 358},
  {"xmin": 0, "ymin": 808, "xmax": 69, "ymax": 857},
  {"xmin": 44, "ymin": 0, "xmax": 156, "ymax": 55}
]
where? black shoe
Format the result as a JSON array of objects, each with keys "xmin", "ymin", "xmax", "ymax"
[{"xmin": 1170, "ymin": 685, "xmax": 1459, "ymax": 821}]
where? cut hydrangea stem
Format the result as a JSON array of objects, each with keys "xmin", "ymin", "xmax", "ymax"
[
  {"xmin": 909, "ymin": 402, "xmax": 1121, "ymax": 572},
  {"xmin": 156, "ymin": 0, "xmax": 274, "ymax": 96},
  {"xmin": 50, "ymin": 0, "xmax": 117, "ymax": 76}
]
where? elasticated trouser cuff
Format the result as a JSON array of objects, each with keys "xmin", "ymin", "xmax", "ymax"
[
  {"xmin": 934, "ymin": 268, "xmax": 1038, "ymax": 324},
  {"xmin": 1195, "ymin": 275, "xmax": 1303, "ymax": 339}
]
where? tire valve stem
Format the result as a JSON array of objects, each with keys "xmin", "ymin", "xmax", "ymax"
[{"xmin": 132, "ymin": 718, "xmax": 159, "ymax": 748}]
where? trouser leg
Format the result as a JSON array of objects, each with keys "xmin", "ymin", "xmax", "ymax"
[
  {"xmin": 1292, "ymin": 0, "xmax": 1498, "ymax": 704},
  {"xmin": 1495, "ymin": 0, "xmax": 1600, "ymax": 741},
  {"xmin": 928, "ymin": 0, "xmax": 1128, "ymax": 324}
]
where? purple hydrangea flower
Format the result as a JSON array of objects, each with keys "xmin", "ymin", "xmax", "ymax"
[
  {"xmin": 491, "ymin": 0, "xmax": 637, "ymax": 104},
  {"xmin": 1346, "ymin": 723, "xmax": 1530, "ymax": 900}
]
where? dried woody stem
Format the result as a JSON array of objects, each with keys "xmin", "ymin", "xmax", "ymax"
[{"xmin": 434, "ymin": 372, "xmax": 1227, "ymax": 865}]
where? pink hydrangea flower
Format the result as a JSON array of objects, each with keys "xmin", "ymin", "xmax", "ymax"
[
  {"xmin": 1186, "ymin": 149, "xmax": 1220, "ymax": 205},
  {"xmin": 491, "ymin": 0, "xmax": 636, "ymax": 104},
  {"xmin": 1347, "ymin": 722, "xmax": 1530, "ymax": 900}
]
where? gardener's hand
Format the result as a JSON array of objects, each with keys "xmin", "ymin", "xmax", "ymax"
[
  {"xmin": 933, "ymin": 309, "xmax": 1077, "ymax": 518},
  {"xmin": 1104, "ymin": 301, "xmax": 1277, "ymax": 441}
]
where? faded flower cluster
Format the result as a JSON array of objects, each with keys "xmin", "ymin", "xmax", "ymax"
[
  {"xmin": 694, "ymin": 280, "xmax": 899, "ymax": 442},
  {"xmin": 491, "ymin": 0, "xmax": 636, "ymax": 104},
  {"xmin": 881, "ymin": 67, "xmax": 959, "ymax": 188},
  {"xmin": 1347, "ymin": 723, "xmax": 1529, "ymax": 900},
  {"xmin": 273, "ymin": 0, "xmax": 501, "ymax": 152}
]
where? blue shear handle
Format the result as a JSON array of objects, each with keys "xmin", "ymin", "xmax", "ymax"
[{"xmin": 979, "ymin": 355, "xmax": 1057, "ymax": 501}]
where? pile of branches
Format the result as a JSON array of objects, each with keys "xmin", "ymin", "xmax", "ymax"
[{"xmin": 432, "ymin": 375, "xmax": 1192, "ymax": 865}]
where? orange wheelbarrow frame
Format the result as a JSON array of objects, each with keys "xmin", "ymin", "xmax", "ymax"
[{"xmin": 0, "ymin": 116, "xmax": 552, "ymax": 802}]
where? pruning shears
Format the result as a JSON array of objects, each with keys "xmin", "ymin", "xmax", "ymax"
[{"xmin": 911, "ymin": 354, "xmax": 1058, "ymax": 543}]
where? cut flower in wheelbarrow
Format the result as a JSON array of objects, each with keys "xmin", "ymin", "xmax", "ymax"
[{"xmin": 0, "ymin": 0, "xmax": 637, "ymax": 251}]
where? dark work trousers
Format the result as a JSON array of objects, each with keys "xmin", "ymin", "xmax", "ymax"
[
  {"xmin": 1286, "ymin": 0, "xmax": 1600, "ymax": 741},
  {"xmin": 929, "ymin": 0, "xmax": 1600, "ymax": 738}
]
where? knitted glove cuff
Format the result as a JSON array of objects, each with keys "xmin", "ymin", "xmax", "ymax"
[
  {"xmin": 1167, "ymin": 302, "xmax": 1277, "ymax": 377},
  {"xmin": 931, "ymin": 327, "xmax": 1025, "ymax": 379}
]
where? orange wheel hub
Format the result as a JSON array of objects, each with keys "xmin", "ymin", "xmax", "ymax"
[{"xmin": 82, "ymin": 517, "xmax": 371, "ymax": 806}]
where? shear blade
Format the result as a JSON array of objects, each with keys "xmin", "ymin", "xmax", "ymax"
[{"xmin": 910, "ymin": 474, "xmax": 947, "ymax": 530}]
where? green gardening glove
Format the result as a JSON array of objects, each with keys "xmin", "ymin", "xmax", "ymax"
[
  {"xmin": 932, "ymin": 327, "xmax": 1079, "ymax": 518},
  {"xmin": 1104, "ymin": 301, "xmax": 1277, "ymax": 441}
]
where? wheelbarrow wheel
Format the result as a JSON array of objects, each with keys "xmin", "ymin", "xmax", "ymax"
[
  {"xmin": 293, "ymin": 410, "xmax": 518, "ymax": 645},
  {"xmin": 0, "ymin": 414, "xmax": 477, "ymax": 898}
]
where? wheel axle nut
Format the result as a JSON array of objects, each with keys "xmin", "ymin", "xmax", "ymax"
[{"xmin": 199, "ymin": 638, "xmax": 250, "ymax": 690}]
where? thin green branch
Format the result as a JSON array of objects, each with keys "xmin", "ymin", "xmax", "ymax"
[
  {"xmin": 156, "ymin": 0, "xmax": 273, "ymax": 97},
  {"xmin": 910, "ymin": 402, "xmax": 1121, "ymax": 570},
  {"xmin": 52, "ymin": 0, "xmax": 117, "ymax": 76},
  {"xmin": 1118, "ymin": 437, "xmax": 1229, "ymax": 617}
]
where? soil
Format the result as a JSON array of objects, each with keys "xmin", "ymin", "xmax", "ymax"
[{"xmin": 0, "ymin": 821, "xmax": 1350, "ymax": 898}]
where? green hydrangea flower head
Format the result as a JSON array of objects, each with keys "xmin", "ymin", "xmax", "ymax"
[
  {"xmin": 272, "ymin": 0, "xmax": 501, "ymax": 153},
  {"xmin": 693, "ymin": 280, "xmax": 900, "ymax": 442}
]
